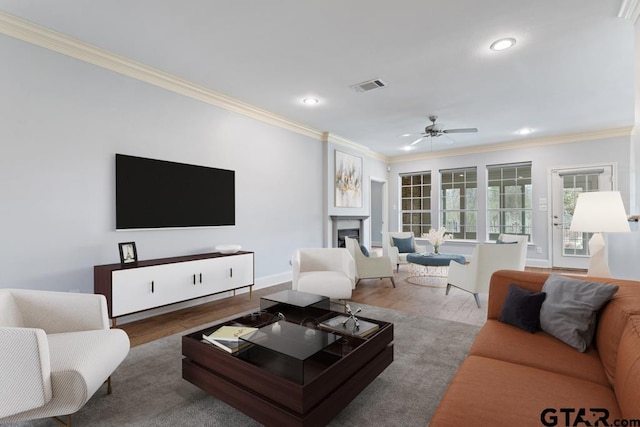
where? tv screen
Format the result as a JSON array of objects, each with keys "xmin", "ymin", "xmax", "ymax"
[{"xmin": 115, "ymin": 154, "xmax": 235, "ymax": 229}]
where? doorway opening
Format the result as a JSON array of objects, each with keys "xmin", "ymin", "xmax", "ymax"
[
  {"xmin": 370, "ymin": 179, "xmax": 387, "ymax": 249},
  {"xmin": 550, "ymin": 164, "xmax": 615, "ymax": 270}
]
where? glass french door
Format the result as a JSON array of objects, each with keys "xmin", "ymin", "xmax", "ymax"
[{"xmin": 550, "ymin": 165, "xmax": 614, "ymax": 269}]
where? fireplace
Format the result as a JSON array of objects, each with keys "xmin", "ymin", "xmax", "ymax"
[
  {"xmin": 337, "ymin": 228, "xmax": 360, "ymax": 248},
  {"xmin": 330, "ymin": 216, "xmax": 368, "ymax": 248}
]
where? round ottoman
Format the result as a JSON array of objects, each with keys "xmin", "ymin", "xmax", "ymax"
[{"xmin": 406, "ymin": 253, "xmax": 467, "ymax": 286}]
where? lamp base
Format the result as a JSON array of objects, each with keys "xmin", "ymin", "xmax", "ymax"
[{"xmin": 587, "ymin": 232, "xmax": 612, "ymax": 278}]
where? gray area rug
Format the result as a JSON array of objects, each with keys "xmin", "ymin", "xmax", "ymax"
[{"xmin": 10, "ymin": 305, "xmax": 480, "ymax": 427}]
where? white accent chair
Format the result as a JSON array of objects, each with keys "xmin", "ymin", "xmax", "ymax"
[
  {"xmin": 446, "ymin": 237, "xmax": 527, "ymax": 308},
  {"xmin": 385, "ymin": 231, "xmax": 427, "ymax": 272},
  {"xmin": 292, "ymin": 248, "xmax": 356, "ymax": 300},
  {"xmin": 344, "ymin": 237, "xmax": 396, "ymax": 288},
  {"xmin": 497, "ymin": 233, "xmax": 530, "ymax": 245},
  {"xmin": 0, "ymin": 289, "xmax": 130, "ymax": 426}
]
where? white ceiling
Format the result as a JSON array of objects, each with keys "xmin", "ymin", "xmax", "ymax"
[{"xmin": 1, "ymin": 1, "xmax": 636, "ymax": 158}]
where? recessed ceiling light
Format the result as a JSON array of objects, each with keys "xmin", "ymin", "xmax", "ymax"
[
  {"xmin": 402, "ymin": 146, "xmax": 413, "ymax": 151},
  {"xmin": 516, "ymin": 128, "xmax": 533, "ymax": 135},
  {"xmin": 490, "ymin": 37, "xmax": 516, "ymax": 51},
  {"xmin": 401, "ymin": 133, "xmax": 412, "ymax": 137},
  {"xmin": 302, "ymin": 97, "xmax": 319, "ymax": 105}
]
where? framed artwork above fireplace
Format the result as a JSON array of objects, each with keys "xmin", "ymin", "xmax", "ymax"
[{"xmin": 334, "ymin": 150, "xmax": 362, "ymax": 208}]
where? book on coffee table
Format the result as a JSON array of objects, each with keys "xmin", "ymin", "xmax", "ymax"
[
  {"xmin": 204, "ymin": 325, "xmax": 258, "ymax": 342},
  {"xmin": 319, "ymin": 315, "xmax": 379, "ymax": 338},
  {"xmin": 202, "ymin": 326, "xmax": 259, "ymax": 354},
  {"xmin": 202, "ymin": 336, "xmax": 253, "ymax": 354}
]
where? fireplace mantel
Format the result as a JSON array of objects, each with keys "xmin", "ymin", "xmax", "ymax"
[{"xmin": 330, "ymin": 215, "xmax": 369, "ymax": 221}]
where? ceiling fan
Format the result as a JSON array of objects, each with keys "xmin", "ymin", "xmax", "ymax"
[{"xmin": 409, "ymin": 115, "xmax": 478, "ymax": 146}]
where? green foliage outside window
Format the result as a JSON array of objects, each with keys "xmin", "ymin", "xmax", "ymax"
[
  {"xmin": 400, "ymin": 172, "xmax": 431, "ymax": 236},
  {"xmin": 487, "ymin": 163, "xmax": 532, "ymax": 241},
  {"xmin": 441, "ymin": 168, "xmax": 477, "ymax": 240}
]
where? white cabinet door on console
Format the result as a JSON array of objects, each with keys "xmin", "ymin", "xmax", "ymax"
[
  {"xmin": 206, "ymin": 254, "xmax": 254, "ymax": 294},
  {"xmin": 111, "ymin": 264, "xmax": 171, "ymax": 317},
  {"xmin": 183, "ymin": 258, "xmax": 226, "ymax": 298},
  {"xmin": 226, "ymin": 253, "xmax": 254, "ymax": 289}
]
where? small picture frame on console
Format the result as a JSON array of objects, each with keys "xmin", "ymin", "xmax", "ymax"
[{"xmin": 118, "ymin": 242, "xmax": 138, "ymax": 264}]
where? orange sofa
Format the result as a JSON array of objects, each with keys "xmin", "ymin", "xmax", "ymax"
[{"xmin": 430, "ymin": 270, "xmax": 640, "ymax": 427}]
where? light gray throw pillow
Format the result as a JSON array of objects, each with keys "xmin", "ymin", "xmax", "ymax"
[{"xmin": 540, "ymin": 274, "xmax": 618, "ymax": 352}]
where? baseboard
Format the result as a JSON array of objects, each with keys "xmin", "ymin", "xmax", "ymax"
[
  {"xmin": 525, "ymin": 258, "xmax": 551, "ymax": 269},
  {"xmin": 463, "ymin": 256, "xmax": 551, "ymax": 270},
  {"xmin": 255, "ymin": 271, "xmax": 292, "ymax": 289}
]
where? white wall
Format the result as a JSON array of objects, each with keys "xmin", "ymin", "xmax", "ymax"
[
  {"xmin": 0, "ymin": 35, "xmax": 324, "ymax": 295},
  {"xmin": 389, "ymin": 135, "xmax": 633, "ymax": 267}
]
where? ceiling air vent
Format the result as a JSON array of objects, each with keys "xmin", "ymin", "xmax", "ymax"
[{"xmin": 351, "ymin": 79, "xmax": 386, "ymax": 93}]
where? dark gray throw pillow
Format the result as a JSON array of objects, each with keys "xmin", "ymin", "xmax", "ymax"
[
  {"xmin": 499, "ymin": 284, "xmax": 546, "ymax": 333},
  {"xmin": 540, "ymin": 274, "xmax": 618, "ymax": 352},
  {"xmin": 359, "ymin": 244, "xmax": 370, "ymax": 257},
  {"xmin": 392, "ymin": 236, "xmax": 414, "ymax": 253}
]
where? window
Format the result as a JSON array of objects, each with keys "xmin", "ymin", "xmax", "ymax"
[
  {"xmin": 487, "ymin": 162, "xmax": 532, "ymax": 241},
  {"xmin": 400, "ymin": 172, "xmax": 432, "ymax": 236},
  {"xmin": 440, "ymin": 168, "xmax": 477, "ymax": 240}
]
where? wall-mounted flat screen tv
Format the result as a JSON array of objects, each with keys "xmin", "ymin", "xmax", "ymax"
[{"xmin": 115, "ymin": 154, "xmax": 235, "ymax": 229}]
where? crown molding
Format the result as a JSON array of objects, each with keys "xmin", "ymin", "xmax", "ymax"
[
  {"xmin": 618, "ymin": 0, "xmax": 640, "ymax": 22},
  {"xmin": 325, "ymin": 133, "xmax": 391, "ymax": 163},
  {"xmin": 390, "ymin": 127, "xmax": 634, "ymax": 164},
  {"xmin": 0, "ymin": 11, "xmax": 331, "ymax": 141},
  {"xmin": 0, "ymin": 11, "xmax": 388, "ymax": 159}
]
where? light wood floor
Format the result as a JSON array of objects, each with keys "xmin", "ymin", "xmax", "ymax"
[{"xmin": 119, "ymin": 266, "xmax": 582, "ymax": 347}]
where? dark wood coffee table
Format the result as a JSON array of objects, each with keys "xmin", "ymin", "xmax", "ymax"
[{"xmin": 182, "ymin": 290, "xmax": 394, "ymax": 427}]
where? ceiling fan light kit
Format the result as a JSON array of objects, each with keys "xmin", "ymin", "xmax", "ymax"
[
  {"xmin": 516, "ymin": 128, "xmax": 533, "ymax": 135},
  {"xmin": 490, "ymin": 37, "xmax": 517, "ymax": 51}
]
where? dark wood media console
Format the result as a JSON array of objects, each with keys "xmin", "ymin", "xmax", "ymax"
[{"xmin": 94, "ymin": 251, "xmax": 254, "ymax": 325}]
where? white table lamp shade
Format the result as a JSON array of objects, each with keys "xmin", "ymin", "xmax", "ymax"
[
  {"xmin": 569, "ymin": 191, "xmax": 630, "ymax": 233},
  {"xmin": 569, "ymin": 191, "xmax": 630, "ymax": 277}
]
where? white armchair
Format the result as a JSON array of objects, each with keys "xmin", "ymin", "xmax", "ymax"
[
  {"xmin": 0, "ymin": 289, "xmax": 130, "ymax": 426},
  {"xmin": 385, "ymin": 231, "xmax": 427, "ymax": 272},
  {"xmin": 446, "ymin": 239, "xmax": 527, "ymax": 308},
  {"xmin": 292, "ymin": 248, "xmax": 356, "ymax": 300},
  {"xmin": 344, "ymin": 237, "xmax": 396, "ymax": 288},
  {"xmin": 497, "ymin": 233, "xmax": 529, "ymax": 244}
]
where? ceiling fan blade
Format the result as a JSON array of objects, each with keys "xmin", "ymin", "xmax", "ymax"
[
  {"xmin": 443, "ymin": 128, "xmax": 478, "ymax": 134},
  {"xmin": 410, "ymin": 137, "xmax": 424, "ymax": 146}
]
